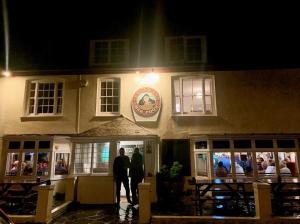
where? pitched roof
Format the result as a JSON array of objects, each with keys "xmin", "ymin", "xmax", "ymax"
[{"xmin": 77, "ymin": 116, "xmax": 155, "ymax": 137}]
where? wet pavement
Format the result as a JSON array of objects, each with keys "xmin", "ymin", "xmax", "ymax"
[{"xmin": 50, "ymin": 203, "xmax": 139, "ymax": 224}]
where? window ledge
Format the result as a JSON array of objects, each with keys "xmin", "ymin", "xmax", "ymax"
[
  {"xmin": 94, "ymin": 114, "xmax": 121, "ymax": 118},
  {"xmin": 21, "ymin": 115, "xmax": 63, "ymax": 121},
  {"xmin": 172, "ymin": 113, "xmax": 217, "ymax": 117}
]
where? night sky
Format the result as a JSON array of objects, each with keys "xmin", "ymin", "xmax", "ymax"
[{"xmin": 1, "ymin": 1, "xmax": 300, "ymax": 71}]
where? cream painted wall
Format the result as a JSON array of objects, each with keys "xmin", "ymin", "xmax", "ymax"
[
  {"xmin": 1, "ymin": 69, "xmax": 300, "ymax": 138},
  {"xmin": 0, "ymin": 75, "xmax": 78, "ymax": 135},
  {"xmin": 78, "ymin": 69, "xmax": 300, "ymax": 138},
  {"xmin": 77, "ymin": 176, "xmax": 114, "ymax": 204}
]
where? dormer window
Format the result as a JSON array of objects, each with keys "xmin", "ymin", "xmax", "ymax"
[
  {"xmin": 165, "ymin": 36, "xmax": 207, "ymax": 65},
  {"xmin": 89, "ymin": 39, "xmax": 129, "ymax": 66}
]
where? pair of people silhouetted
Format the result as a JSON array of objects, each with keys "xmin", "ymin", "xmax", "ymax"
[{"xmin": 113, "ymin": 147, "xmax": 144, "ymax": 206}]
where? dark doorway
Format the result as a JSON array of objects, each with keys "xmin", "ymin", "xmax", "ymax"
[{"xmin": 161, "ymin": 139, "xmax": 191, "ymax": 176}]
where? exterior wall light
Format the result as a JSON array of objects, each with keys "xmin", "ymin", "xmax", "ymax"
[{"xmin": 1, "ymin": 70, "xmax": 11, "ymax": 77}]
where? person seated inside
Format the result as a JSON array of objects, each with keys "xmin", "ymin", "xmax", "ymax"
[
  {"xmin": 265, "ymin": 159, "xmax": 276, "ymax": 174},
  {"xmin": 55, "ymin": 159, "xmax": 67, "ymax": 175},
  {"xmin": 215, "ymin": 161, "xmax": 228, "ymax": 177},
  {"xmin": 279, "ymin": 160, "xmax": 291, "ymax": 175},
  {"xmin": 235, "ymin": 162, "xmax": 245, "ymax": 175},
  {"xmin": 22, "ymin": 162, "xmax": 33, "ymax": 175}
]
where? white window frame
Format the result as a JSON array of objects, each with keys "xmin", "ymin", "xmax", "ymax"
[
  {"xmin": 73, "ymin": 142, "xmax": 110, "ymax": 175},
  {"xmin": 165, "ymin": 36, "xmax": 207, "ymax": 64},
  {"xmin": 172, "ymin": 75, "xmax": 217, "ymax": 116},
  {"xmin": 191, "ymin": 136, "xmax": 300, "ymax": 179},
  {"xmin": 96, "ymin": 78, "xmax": 121, "ymax": 116},
  {"xmin": 25, "ymin": 79, "xmax": 65, "ymax": 117},
  {"xmin": 89, "ymin": 39, "xmax": 129, "ymax": 66}
]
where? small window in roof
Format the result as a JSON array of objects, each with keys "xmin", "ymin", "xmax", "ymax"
[
  {"xmin": 255, "ymin": 140, "xmax": 273, "ymax": 148},
  {"xmin": 234, "ymin": 140, "xmax": 251, "ymax": 149},
  {"xmin": 212, "ymin": 140, "xmax": 230, "ymax": 149},
  {"xmin": 277, "ymin": 140, "xmax": 295, "ymax": 148}
]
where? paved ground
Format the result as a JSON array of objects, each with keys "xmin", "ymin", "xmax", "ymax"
[{"xmin": 50, "ymin": 203, "xmax": 138, "ymax": 224}]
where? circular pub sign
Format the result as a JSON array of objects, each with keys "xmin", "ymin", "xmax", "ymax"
[{"xmin": 131, "ymin": 87, "xmax": 161, "ymax": 117}]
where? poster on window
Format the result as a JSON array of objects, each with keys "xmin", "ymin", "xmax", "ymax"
[{"xmin": 131, "ymin": 87, "xmax": 161, "ymax": 122}]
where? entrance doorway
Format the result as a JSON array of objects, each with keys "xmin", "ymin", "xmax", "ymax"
[{"xmin": 117, "ymin": 141, "xmax": 144, "ymax": 201}]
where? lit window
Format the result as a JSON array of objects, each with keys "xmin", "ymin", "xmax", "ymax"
[
  {"xmin": 96, "ymin": 78, "xmax": 120, "ymax": 115},
  {"xmin": 26, "ymin": 80, "xmax": 64, "ymax": 116},
  {"xmin": 55, "ymin": 153, "xmax": 70, "ymax": 175},
  {"xmin": 74, "ymin": 143, "xmax": 110, "ymax": 174},
  {"xmin": 90, "ymin": 39, "xmax": 129, "ymax": 66},
  {"xmin": 234, "ymin": 152, "xmax": 253, "ymax": 177},
  {"xmin": 256, "ymin": 152, "xmax": 276, "ymax": 177},
  {"xmin": 165, "ymin": 36, "xmax": 207, "ymax": 64},
  {"xmin": 172, "ymin": 76, "xmax": 216, "ymax": 115},
  {"xmin": 213, "ymin": 152, "xmax": 232, "ymax": 177},
  {"xmin": 278, "ymin": 152, "xmax": 298, "ymax": 177}
]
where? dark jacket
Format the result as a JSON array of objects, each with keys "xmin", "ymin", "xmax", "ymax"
[
  {"xmin": 129, "ymin": 152, "xmax": 144, "ymax": 181},
  {"xmin": 113, "ymin": 155, "xmax": 130, "ymax": 179}
]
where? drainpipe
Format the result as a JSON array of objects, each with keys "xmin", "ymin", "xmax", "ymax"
[{"xmin": 76, "ymin": 75, "xmax": 82, "ymax": 134}]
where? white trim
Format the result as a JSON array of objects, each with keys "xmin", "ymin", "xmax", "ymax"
[
  {"xmin": 96, "ymin": 77, "xmax": 121, "ymax": 116},
  {"xmin": 24, "ymin": 79, "xmax": 65, "ymax": 117},
  {"xmin": 172, "ymin": 74, "xmax": 217, "ymax": 116}
]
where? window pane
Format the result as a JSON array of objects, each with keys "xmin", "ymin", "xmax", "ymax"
[
  {"xmin": 74, "ymin": 144, "xmax": 92, "ymax": 174},
  {"xmin": 183, "ymin": 96, "xmax": 192, "ymax": 113},
  {"xmin": 213, "ymin": 140, "xmax": 230, "ymax": 149},
  {"xmin": 182, "ymin": 79, "xmax": 192, "ymax": 96},
  {"xmin": 186, "ymin": 38, "xmax": 202, "ymax": 62},
  {"xmin": 55, "ymin": 153, "xmax": 70, "ymax": 175},
  {"xmin": 234, "ymin": 140, "xmax": 251, "ymax": 149},
  {"xmin": 5, "ymin": 153, "xmax": 19, "ymax": 176},
  {"xmin": 193, "ymin": 95, "xmax": 203, "ymax": 112},
  {"xmin": 93, "ymin": 143, "xmax": 110, "ymax": 174},
  {"xmin": 24, "ymin": 141, "xmax": 35, "ymax": 149},
  {"xmin": 205, "ymin": 96, "xmax": 212, "ymax": 112},
  {"xmin": 39, "ymin": 141, "xmax": 50, "ymax": 149},
  {"xmin": 113, "ymin": 105, "xmax": 119, "ymax": 112},
  {"xmin": 277, "ymin": 140, "xmax": 295, "ymax": 148},
  {"xmin": 175, "ymin": 97, "xmax": 181, "ymax": 113},
  {"xmin": 213, "ymin": 152, "xmax": 232, "ymax": 177},
  {"xmin": 255, "ymin": 140, "xmax": 273, "ymax": 148},
  {"xmin": 195, "ymin": 141, "xmax": 207, "ymax": 149},
  {"xmin": 278, "ymin": 152, "xmax": 298, "ymax": 177},
  {"xmin": 173, "ymin": 79, "xmax": 180, "ymax": 96},
  {"xmin": 256, "ymin": 152, "xmax": 276, "ymax": 176},
  {"xmin": 195, "ymin": 153, "xmax": 208, "ymax": 177},
  {"xmin": 37, "ymin": 152, "xmax": 50, "ymax": 176},
  {"xmin": 8, "ymin": 141, "xmax": 21, "ymax": 149},
  {"xmin": 193, "ymin": 78, "xmax": 202, "ymax": 96},
  {"xmin": 205, "ymin": 79, "xmax": 212, "ymax": 95},
  {"xmin": 21, "ymin": 152, "xmax": 34, "ymax": 176},
  {"xmin": 234, "ymin": 152, "xmax": 253, "ymax": 177}
]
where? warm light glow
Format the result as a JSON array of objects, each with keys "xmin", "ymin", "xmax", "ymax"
[
  {"xmin": 140, "ymin": 72, "xmax": 159, "ymax": 85},
  {"xmin": 2, "ymin": 70, "xmax": 11, "ymax": 77}
]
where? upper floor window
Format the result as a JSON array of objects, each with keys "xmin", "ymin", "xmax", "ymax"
[
  {"xmin": 90, "ymin": 39, "xmax": 129, "ymax": 66},
  {"xmin": 165, "ymin": 36, "xmax": 207, "ymax": 65},
  {"xmin": 172, "ymin": 75, "xmax": 216, "ymax": 116},
  {"xmin": 96, "ymin": 78, "xmax": 120, "ymax": 116},
  {"xmin": 26, "ymin": 80, "xmax": 64, "ymax": 116}
]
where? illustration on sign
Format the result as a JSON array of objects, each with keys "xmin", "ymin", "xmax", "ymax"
[{"xmin": 131, "ymin": 87, "xmax": 161, "ymax": 118}]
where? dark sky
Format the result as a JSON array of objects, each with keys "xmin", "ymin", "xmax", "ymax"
[{"xmin": 1, "ymin": 1, "xmax": 300, "ymax": 71}]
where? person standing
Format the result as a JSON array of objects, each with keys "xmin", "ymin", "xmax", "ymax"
[
  {"xmin": 129, "ymin": 147, "xmax": 144, "ymax": 205},
  {"xmin": 113, "ymin": 147, "xmax": 132, "ymax": 206}
]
